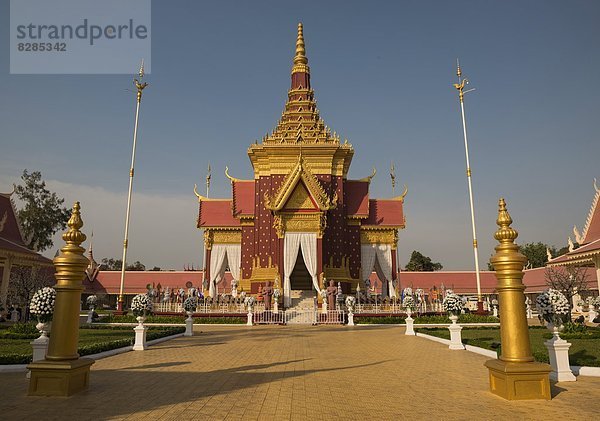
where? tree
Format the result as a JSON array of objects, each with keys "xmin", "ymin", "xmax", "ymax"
[
  {"xmin": 7, "ymin": 266, "xmax": 54, "ymax": 311},
  {"xmin": 14, "ymin": 170, "xmax": 70, "ymax": 252},
  {"xmin": 519, "ymin": 242, "xmax": 557, "ymax": 269},
  {"xmin": 545, "ymin": 265, "xmax": 589, "ymax": 314},
  {"xmin": 99, "ymin": 258, "xmax": 146, "ymax": 271},
  {"xmin": 404, "ymin": 250, "xmax": 443, "ymax": 271}
]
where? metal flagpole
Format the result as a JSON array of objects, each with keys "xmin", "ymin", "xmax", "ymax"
[
  {"xmin": 390, "ymin": 162, "xmax": 400, "ymax": 298},
  {"xmin": 117, "ymin": 60, "xmax": 148, "ymax": 312},
  {"xmin": 206, "ymin": 163, "xmax": 211, "ymax": 197},
  {"xmin": 453, "ymin": 60, "xmax": 484, "ymax": 313}
]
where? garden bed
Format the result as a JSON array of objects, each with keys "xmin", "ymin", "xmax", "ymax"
[
  {"xmin": 0, "ymin": 324, "xmax": 184, "ymax": 364},
  {"xmin": 418, "ymin": 326, "xmax": 600, "ymax": 367}
]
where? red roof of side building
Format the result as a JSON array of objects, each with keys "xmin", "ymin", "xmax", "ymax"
[
  {"xmin": 232, "ymin": 180, "xmax": 255, "ymax": 217},
  {"xmin": 388, "ymin": 267, "xmax": 598, "ymax": 294},
  {"xmin": 0, "ymin": 193, "xmax": 27, "ymax": 247},
  {"xmin": 85, "ymin": 271, "xmax": 232, "ymax": 295},
  {"xmin": 197, "ymin": 200, "xmax": 240, "ymax": 228},
  {"xmin": 364, "ymin": 199, "xmax": 404, "ymax": 227},
  {"xmin": 345, "ymin": 180, "xmax": 369, "ymax": 217}
]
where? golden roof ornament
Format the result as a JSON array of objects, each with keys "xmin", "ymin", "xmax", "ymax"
[{"xmin": 292, "ymin": 23, "xmax": 309, "ymax": 74}]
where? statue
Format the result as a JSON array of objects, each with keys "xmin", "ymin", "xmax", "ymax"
[
  {"xmin": 231, "ymin": 279, "xmax": 238, "ymax": 298},
  {"xmin": 326, "ymin": 280, "xmax": 337, "ymax": 310},
  {"xmin": 262, "ymin": 281, "xmax": 274, "ymax": 311}
]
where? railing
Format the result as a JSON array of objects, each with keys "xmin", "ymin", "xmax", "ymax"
[
  {"xmin": 284, "ymin": 309, "xmax": 317, "ymax": 325},
  {"xmin": 154, "ymin": 301, "xmax": 246, "ymax": 314},
  {"xmin": 316, "ymin": 310, "xmax": 345, "ymax": 324},
  {"xmin": 254, "ymin": 310, "xmax": 285, "ymax": 324}
]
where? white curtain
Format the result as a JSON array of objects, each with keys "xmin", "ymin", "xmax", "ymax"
[
  {"xmin": 300, "ymin": 233, "xmax": 320, "ymax": 294},
  {"xmin": 361, "ymin": 244, "xmax": 377, "ymax": 284},
  {"xmin": 283, "ymin": 233, "xmax": 302, "ymax": 306},
  {"xmin": 209, "ymin": 244, "xmax": 228, "ymax": 298},
  {"xmin": 375, "ymin": 244, "xmax": 394, "ymax": 297},
  {"xmin": 225, "ymin": 244, "xmax": 241, "ymax": 285}
]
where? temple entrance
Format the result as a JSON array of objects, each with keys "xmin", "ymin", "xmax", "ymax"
[{"xmin": 290, "ymin": 250, "xmax": 312, "ymax": 290}]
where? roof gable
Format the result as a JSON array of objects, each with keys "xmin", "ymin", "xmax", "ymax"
[
  {"xmin": 0, "ymin": 192, "xmax": 27, "ymax": 247},
  {"xmin": 582, "ymin": 179, "xmax": 600, "ymax": 244}
]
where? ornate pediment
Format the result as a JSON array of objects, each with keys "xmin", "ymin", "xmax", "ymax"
[
  {"xmin": 284, "ymin": 183, "xmax": 317, "ymax": 210},
  {"xmin": 264, "ymin": 155, "xmax": 337, "ymax": 212}
]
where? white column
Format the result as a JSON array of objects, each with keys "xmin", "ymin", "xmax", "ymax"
[
  {"xmin": 0, "ymin": 256, "xmax": 13, "ymax": 308},
  {"xmin": 545, "ymin": 334, "xmax": 576, "ymax": 382}
]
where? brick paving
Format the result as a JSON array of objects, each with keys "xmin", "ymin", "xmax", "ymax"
[{"xmin": 2, "ymin": 325, "xmax": 600, "ymax": 420}]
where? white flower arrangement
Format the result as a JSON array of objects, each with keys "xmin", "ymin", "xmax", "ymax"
[
  {"xmin": 491, "ymin": 299, "xmax": 498, "ymax": 306},
  {"xmin": 86, "ymin": 295, "xmax": 98, "ymax": 310},
  {"xmin": 586, "ymin": 296, "xmax": 595, "ymax": 307},
  {"xmin": 244, "ymin": 296, "xmax": 256, "ymax": 310},
  {"xmin": 535, "ymin": 289, "xmax": 570, "ymax": 327},
  {"xmin": 319, "ymin": 289, "xmax": 328, "ymax": 299},
  {"xmin": 577, "ymin": 300, "xmax": 585, "ymax": 307},
  {"xmin": 402, "ymin": 296, "xmax": 416, "ymax": 311},
  {"xmin": 595, "ymin": 296, "xmax": 600, "ymax": 307},
  {"xmin": 183, "ymin": 296, "xmax": 198, "ymax": 313},
  {"xmin": 240, "ymin": 291, "xmax": 247, "ymax": 300},
  {"xmin": 131, "ymin": 293, "xmax": 153, "ymax": 317},
  {"xmin": 345, "ymin": 295, "xmax": 356, "ymax": 311},
  {"xmin": 273, "ymin": 288, "xmax": 281, "ymax": 300},
  {"xmin": 443, "ymin": 293, "xmax": 463, "ymax": 316},
  {"xmin": 30, "ymin": 287, "xmax": 57, "ymax": 323},
  {"xmin": 403, "ymin": 287, "xmax": 413, "ymax": 297}
]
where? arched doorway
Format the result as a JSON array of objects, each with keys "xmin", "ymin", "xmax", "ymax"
[{"xmin": 290, "ymin": 250, "xmax": 312, "ymax": 290}]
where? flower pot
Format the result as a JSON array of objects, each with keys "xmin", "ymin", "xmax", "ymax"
[
  {"xmin": 136, "ymin": 315, "xmax": 146, "ymax": 327},
  {"xmin": 449, "ymin": 314, "xmax": 459, "ymax": 324}
]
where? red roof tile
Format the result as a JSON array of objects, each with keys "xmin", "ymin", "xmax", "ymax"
[
  {"xmin": 345, "ymin": 181, "xmax": 369, "ymax": 217},
  {"xmin": 197, "ymin": 200, "xmax": 240, "ymax": 228},
  {"xmin": 0, "ymin": 194, "xmax": 27, "ymax": 246},
  {"xmin": 364, "ymin": 199, "xmax": 404, "ymax": 227},
  {"xmin": 86, "ymin": 271, "xmax": 234, "ymax": 295},
  {"xmin": 232, "ymin": 181, "xmax": 255, "ymax": 216}
]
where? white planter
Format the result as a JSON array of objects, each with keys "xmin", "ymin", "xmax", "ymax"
[
  {"xmin": 27, "ymin": 322, "xmax": 51, "ymax": 379},
  {"xmin": 405, "ymin": 316, "xmax": 415, "ymax": 336},
  {"xmin": 86, "ymin": 309, "xmax": 95, "ymax": 324},
  {"xmin": 545, "ymin": 327, "xmax": 576, "ymax": 382},
  {"xmin": 492, "ymin": 305, "xmax": 498, "ymax": 317},
  {"xmin": 347, "ymin": 310, "xmax": 354, "ymax": 326},
  {"xmin": 247, "ymin": 311, "xmax": 253, "ymax": 326},
  {"xmin": 448, "ymin": 315, "xmax": 464, "ymax": 350},
  {"xmin": 184, "ymin": 311, "xmax": 194, "ymax": 337},
  {"xmin": 133, "ymin": 316, "xmax": 148, "ymax": 351}
]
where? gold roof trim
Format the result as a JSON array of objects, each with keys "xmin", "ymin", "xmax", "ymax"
[
  {"xmin": 356, "ymin": 167, "xmax": 377, "ymax": 183},
  {"xmin": 193, "ymin": 184, "xmax": 230, "ymax": 202},
  {"xmin": 264, "ymin": 155, "xmax": 337, "ymax": 211}
]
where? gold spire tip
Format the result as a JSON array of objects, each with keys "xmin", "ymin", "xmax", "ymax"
[
  {"xmin": 62, "ymin": 201, "xmax": 86, "ymax": 245},
  {"xmin": 494, "ymin": 197, "xmax": 518, "ymax": 242},
  {"xmin": 456, "ymin": 58, "xmax": 461, "ymax": 77},
  {"xmin": 294, "ymin": 22, "xmax": 307, "ymax": 65}
]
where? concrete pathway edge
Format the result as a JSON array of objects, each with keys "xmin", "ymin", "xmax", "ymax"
[{"xmin": 414, "ymin": 331, "xmax": 600, "ymax": 377}]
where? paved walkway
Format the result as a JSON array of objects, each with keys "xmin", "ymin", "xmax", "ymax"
[{"xmin": 2, "ymin": 325, "xmax": 600, "ymax": 420}]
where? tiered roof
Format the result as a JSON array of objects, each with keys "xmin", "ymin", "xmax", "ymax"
[{"xmin": 549, "ymin": 179, "xmax": 600, "ymax": 266}]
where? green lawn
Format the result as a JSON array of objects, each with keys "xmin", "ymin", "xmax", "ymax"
[
  {"xmin": 0, "ymin": 325, "xmax": 184, "ymax": 364},
  {"xmin": 418, "ymin": 326, "xmax": 600, "ymax": 367}
]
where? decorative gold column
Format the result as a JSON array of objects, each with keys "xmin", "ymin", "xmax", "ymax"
[
  {"xmin": 28, "ymin": 202, "xmax": 94, "ymax": 396},
  {"xmin": 484, "ymin": 198, "xmax": 551, "ymax": 400}
]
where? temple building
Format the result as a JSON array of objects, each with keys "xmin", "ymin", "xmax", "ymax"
[{"xmin": 195, "ymin": 24, "xmax": 406, "ymax": 306}]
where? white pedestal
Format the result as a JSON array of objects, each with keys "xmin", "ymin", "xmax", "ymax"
[
  {"xmin": 27, "ymin": 333, "xmax": 49, "ymax": 379},
  {"xmin": 185, "ymin": 314, "xmax": 194, "ymax": 337},
  {"xmin": 348, "ymin": 311, "xmax": 354, "ymax": 326},
  {"xmin": 247, "ymin": 311, "xmax": 253, "ymax": 326},
  {"xmin": 274, "ymin": 301, "xmax": 279, "ymax": 312},
  {"xmin": 133, "ymin": 323, "xmax": 148, "ymax": 351},
  {"xmin": 589, "ymin": 309, "xmax": 597, "ymax": 323},
  {"xmin": 492, "ymin": 306, "xmax": 498, "ymax": 317},
  {"xmin": 11, "ymin": 309, "xmax": 19, "ymax": 322},
  {"xmin": 448, "ymin": 321, "xmax": 464, "ymax": 350},
  {"xmin": 405, "ymin": 316, "xmax": 415, "ymax": 335},
  {"xmin": 86, "ymin": 310, "xmax": 94, "ymax": 324},
  {"xmin": 545, "ymin": 334, "xmax": 576, "ymax": 382},
  {"xmin": 322, "ymin": 301, "xmax": 327, "ymax": 314},
  {"xmin": 526, "ymin": 306, "xmax": 533, "ymax": 319}
]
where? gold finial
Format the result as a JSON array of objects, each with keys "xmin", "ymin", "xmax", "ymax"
[
  {"xmin": 456, "ymin": 58, "xmax": 461, "ymax": 77},
  {"xmin": 294, "ymin": 23, "xmax": 307, "ymax": 65},
  {"xmin": 453, "ymin": 58, "xmax": 468, "ymax": 103},
  {"xmin": 62, "ymin": 202, "xmax": 87, "ymax": 246},
  {"xmin": 134, "ymin": 59, "xmax": 148, "ymax": 102},
  {"xmin": 494, "ymin": 198, "xmax": 519, "ymax": 243}
]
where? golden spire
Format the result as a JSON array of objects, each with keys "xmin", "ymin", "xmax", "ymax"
[{"xmin": 292, "ymin": 22, "xmax": 309, "ymax": 74}]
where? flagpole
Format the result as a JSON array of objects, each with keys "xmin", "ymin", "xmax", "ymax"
[
  {"xmin": 391, "ymin": 162, "xmax": 400, "ymax": 298},
  {"xmin": 117, "ymin": 61, "xmax": 148, "ymax": 312},
  {"xmin": 453, "ymin": 60, "xmax": 484, "ymax": 313}
]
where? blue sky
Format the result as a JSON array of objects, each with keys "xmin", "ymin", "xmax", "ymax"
[{"xmin": 1, "ymin": 0, "xmax": 599, "ymax": 270}]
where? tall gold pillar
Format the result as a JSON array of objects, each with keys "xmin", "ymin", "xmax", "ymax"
[
  {"xmin": 28, "ymin": 202, "xmax": 94, "ymax": 396},
  {"xmin": 484, "ymin": 198, "xmax": 551, "ymax": 400}
]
